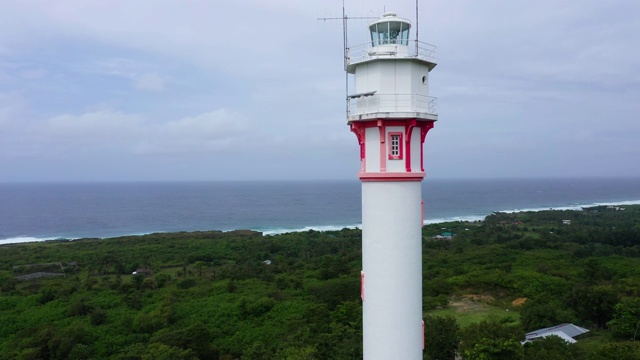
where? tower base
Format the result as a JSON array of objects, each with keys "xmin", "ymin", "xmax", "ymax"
[{"xmin": 361, "ymin": 180, "xmax": 423, "ymax": 359}]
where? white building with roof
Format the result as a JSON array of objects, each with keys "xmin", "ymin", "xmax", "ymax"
[{"xmin": 522, "ymin": 323, "xmax": 590, "ymax": 344}]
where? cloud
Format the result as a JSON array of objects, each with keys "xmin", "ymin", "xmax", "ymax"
[
  {"xmin": 0, "ymin": 98, "xmax": 13, "ymax": 127},
  {"xmin": 0, "ymin": 92, "xmax": 27, "ymax": 127},
  {"xmin": 0, "ymin": 93, "xmax": 47, "ymax": 159},
  {"xmin": 135, "ymin": 109, "xmax": 251, "ymax": 156},
  {"xmin": 0, "ymin": 61, "xmax": 46, "ymax": 82},
  {"xmin": 20, "ymin": 69, "xmax": 46, "ymax": 80},
  {"xmin": 133, "ymin": 72, "xmax": 165, "ymax": 92},
  {"xmin": 48, "ymin": 110, "xmax": 143, "ymax": 142},
  {"xmin": 0, "ymin": 0, "xmax": 345, "ymax": 77},
  {"xmin": 42, "ymin": 108, "xmax": 253, "ymax": 157},
  {"xmin": 1, "ymin": 1, "xmax": 640, "ymax": 181},
  {"xmin": 97, "ymin": 59, "xmax": 168, "ymax": 92}
]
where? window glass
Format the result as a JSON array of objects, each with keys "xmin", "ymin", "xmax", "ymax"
[
  {"xmin": 371, "ymin": 21, "xmax": 410, "ymax": 46},
  {"xmin": 379, "ymin": 23, "xmax": 390, "ymax": 44},
  {"xmin": 402, "ymin": 28, "xmax": 410, "ymax": 45},
  {"xmin": 389, "ymin": 21, "xmax": 402, "ymax": 44},
  {"xmin": 370, "ymin": 24, "xmax": 382, "ymax": 46},
  {"xmin": 370, "ymin": 25, "xmax": 377, "ymax": 46},
  {"xmin": 391, "ymin": 135, "xmax": 400, "ymax": 156}
]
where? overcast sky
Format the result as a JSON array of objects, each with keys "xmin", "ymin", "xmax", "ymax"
[{"xmin": 1, "ymin": 0, "xmax": 639, "ymax": 182}]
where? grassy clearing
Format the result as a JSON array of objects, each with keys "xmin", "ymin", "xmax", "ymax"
[{"xmin": 426, "ymin": 296, "xmax": 521, "ymax": 328}]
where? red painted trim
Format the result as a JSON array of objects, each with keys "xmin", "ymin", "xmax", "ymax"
[
  {"xmin": 350, "ymin": 119, "xmax": 435, "ymax": 174},
  {"xmin": 387, "ymin": 132, "xmax": 403, "ymax": 160},
  {"xmin": 362, "ymin": 142, "xmax": 366, "ymax": 172},
  {"xmin": 360, "ymin": 271, "xmax": 365, "ymax": 301},
  {"xmin": 422, "ymin": 319, "xmax": 425, "ymax": 350},
  {"xmin": 378, "ymin": 123, "xmax": 386, "ymax": 172},
  {"xmin": 352, "ymin": 119, "xmax": 424, "ymax": 127},
  {"xmin": 359, "ymin": 172, "xmax": 425, "ymax": 182},
  {"xmin": 420, "ymin": 141, "xmax": 424, "ymax": 172},
  {"xmin": 350, "ymin": 123, "xmax": 367, "ymax": 172},
  {"xmin": 419, "ymin": 122, "xmax": 434, "ymax": 144},
  {"xmin": 419, "ymin": 122, "xmax": 435, "ymax": 172},
  {"xmin": 405, "ymin": 120, "xmax": 417, "ymax": 172}
]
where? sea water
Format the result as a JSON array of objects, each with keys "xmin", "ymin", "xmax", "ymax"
[{"xmin": 1, "ymin": 178, "xmax": 640, "ymax": 244}]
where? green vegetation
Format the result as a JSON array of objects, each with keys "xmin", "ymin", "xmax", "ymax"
[{"xmin": 1, "ymin": 205, "xmax": 639, "ymax": 359}]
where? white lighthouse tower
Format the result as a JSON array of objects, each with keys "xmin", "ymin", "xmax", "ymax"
[{"xmin": 347, "ymin": 12, "xmax": 437, "ymax": 359}]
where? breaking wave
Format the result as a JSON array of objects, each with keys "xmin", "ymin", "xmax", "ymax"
[{"xmin": 2, "ymin": 200, "xmax": 639, "ymax": 244}]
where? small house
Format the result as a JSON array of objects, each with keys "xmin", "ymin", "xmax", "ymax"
[
  {"xmin": 522, "ymin": 323, "xmax": 589, "ymax": 344},
  {"xmin": 434, "ymin": 232, "xmax": 454, "ymax": 240}
]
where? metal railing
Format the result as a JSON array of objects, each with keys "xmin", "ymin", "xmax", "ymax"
[
  {"xmin": 347, "ymin": 93, "xmax": 437, "ymax": 117},
  {"xmin": 347, "ymin": 40, "xmax": 437, "ymax": 65}
]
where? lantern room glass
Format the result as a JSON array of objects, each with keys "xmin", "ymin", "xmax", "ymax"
[{"xmin": 370, "ymin": 21, "xmax": 410, "ymax": 46}]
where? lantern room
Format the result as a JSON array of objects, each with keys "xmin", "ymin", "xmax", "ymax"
[
  {"xmin": 345, "ymin": 11, "xmax": 437, "ymax": 121},
  {"xmin": 369, "ymin": 12, "xmax": 411, "ymax": 47}
]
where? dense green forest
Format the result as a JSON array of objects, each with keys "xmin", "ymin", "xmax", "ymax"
[{"xmin": 1, "ymin": 205, "xmax": 639, "ymax": 359}]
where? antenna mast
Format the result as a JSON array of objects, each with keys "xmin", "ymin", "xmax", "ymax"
[
  {"xmin": 317, "ymin": 1, "xmax": 376, "ymax": 117},
  {"xmin": 415, "ymin": 0, "xmax": 419, "ymax": 56},
  {"xmin": 343, "ymin": 0, "xmax": 348, "ymax": 71}
]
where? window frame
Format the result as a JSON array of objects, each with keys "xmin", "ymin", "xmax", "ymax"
[{"xmin": 388, "ymin": 132, "xmax": 403, "ymax": 160}]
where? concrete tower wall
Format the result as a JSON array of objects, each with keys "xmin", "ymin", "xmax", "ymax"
[
  {"xmin": 364, "ymin": 127, "xmax": 380, "ymax": 172},
  {"xmin": 361, "ymin": 180, "xmax": 423, "ymax": 359},
  {"xmin": 353, "ymin": 60, "xmax": 431, "ymax": 114},
  {"xmin": 354, "ymin": 61, "xmax": 431, "ymax": 97}
]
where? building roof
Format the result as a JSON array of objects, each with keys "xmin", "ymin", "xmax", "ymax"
[{"xmin": 523, "ymin": 323, "xmax": 589, "ymax": 344}]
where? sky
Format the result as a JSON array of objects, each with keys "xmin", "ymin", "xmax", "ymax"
[{"xmin": 1, "ymin": 0, "xmax": 639, "ymax": 182}]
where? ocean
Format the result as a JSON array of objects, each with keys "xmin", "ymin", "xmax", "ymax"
[{"xmin": 1, "ymin": 178, "xmax": 640, "ymax": 245}]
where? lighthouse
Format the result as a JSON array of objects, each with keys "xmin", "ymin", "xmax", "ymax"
[{"xmin": 347, "ymin": 12, "xmax": 437, "ymax": 359}]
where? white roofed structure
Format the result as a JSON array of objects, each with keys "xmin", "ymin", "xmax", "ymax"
[{"xmin": 523, "ymin": 323, "xmax": 590, "ymax": 344}]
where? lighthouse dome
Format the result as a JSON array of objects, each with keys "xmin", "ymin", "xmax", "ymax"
[{"xmin": 369, "ymin": 12, "xmax": 411, "ymax": 47}]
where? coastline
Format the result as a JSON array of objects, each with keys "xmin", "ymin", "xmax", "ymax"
[{"xmin": 3, "ymin": 198, "xmax": 640, "ymax": 246}]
